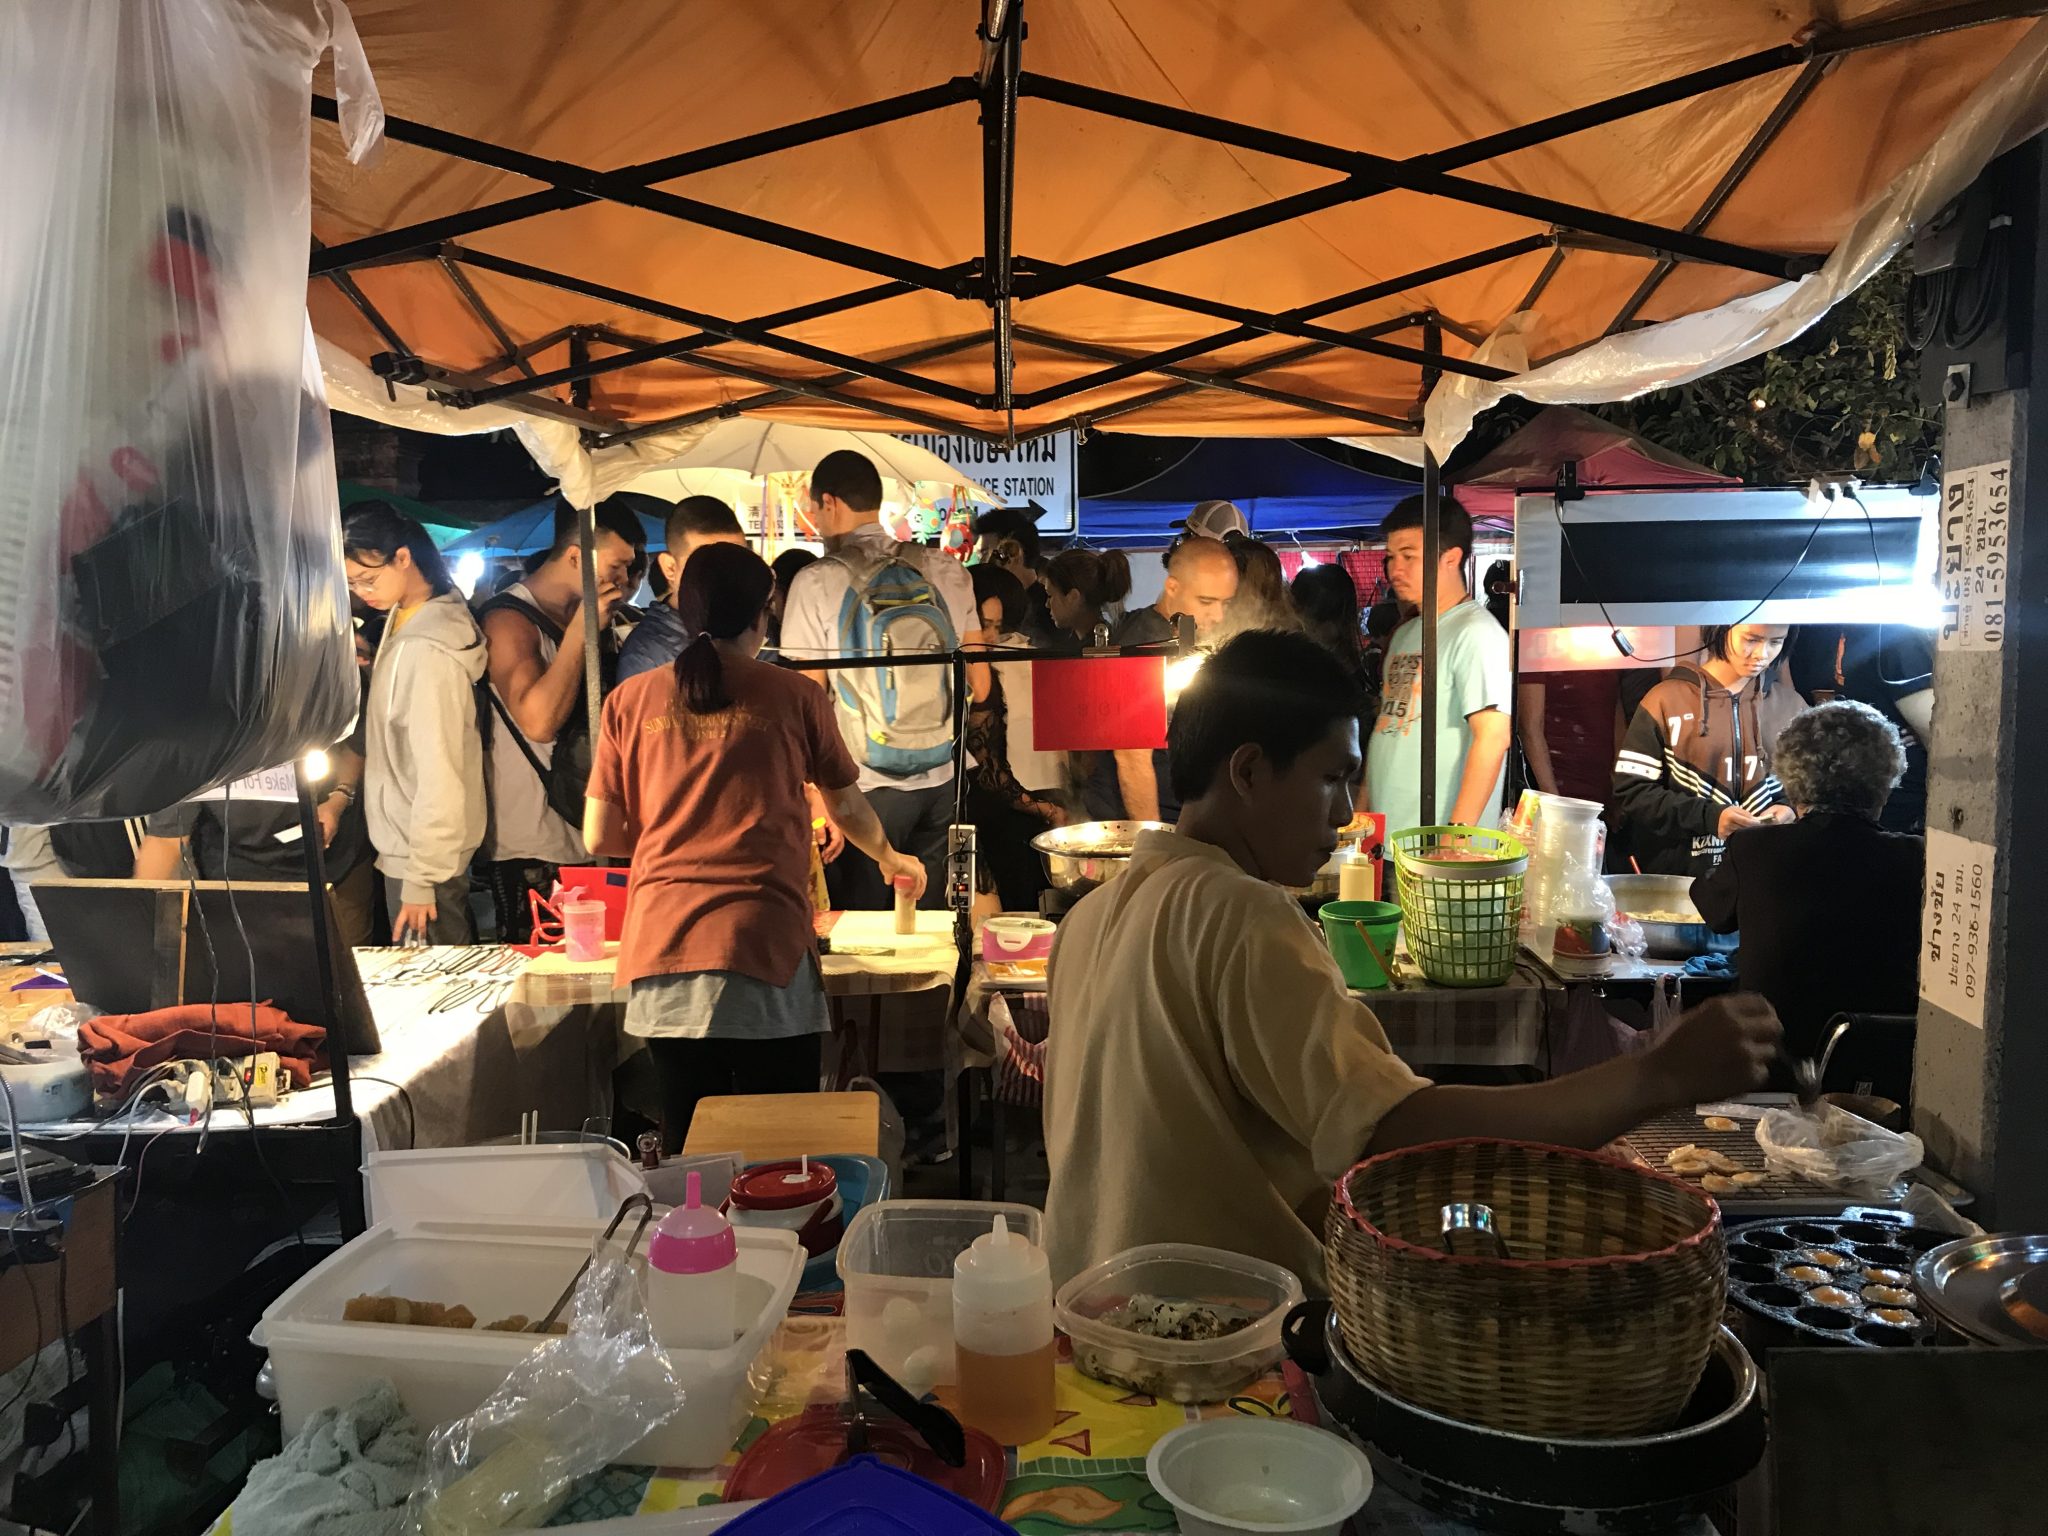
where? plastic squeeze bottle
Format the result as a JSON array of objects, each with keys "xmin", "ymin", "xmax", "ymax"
[
  {"xmin": 952, "ymin": 1214, "xmax": 1056, "ymax": 1445},
  {"xmin": 643, "ymin": 1172, "xmax": 738, "ymax": 1350}
]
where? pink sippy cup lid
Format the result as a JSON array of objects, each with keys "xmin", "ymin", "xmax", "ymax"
[{"xmin": 648, "ymin": 1171, "xmax": 737, "ymax": 1275}]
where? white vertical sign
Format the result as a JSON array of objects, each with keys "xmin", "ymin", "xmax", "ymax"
[
  {"xmin": 1920, "ymin": 828, "xmax": 1996, "ymax": 1028},
  {"xmin": 1938, "ymin": 459, "xmax": 2010, "ymax": 652}
]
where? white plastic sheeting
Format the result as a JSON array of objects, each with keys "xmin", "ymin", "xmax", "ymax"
[
  {"xmin": 1420, "ymin": 17, "xmax": 2048, "ymax": 460},
  {"xmin": 0, "ymin": 0, "xmax": 382, "ymax": 822}
]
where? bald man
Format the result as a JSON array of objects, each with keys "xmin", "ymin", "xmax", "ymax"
[{"xmin": 1107, "ymin": 538, "xmax": 1241, "ymax": 823}]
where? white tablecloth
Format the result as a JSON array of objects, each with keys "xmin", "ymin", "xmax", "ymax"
[{"xmin": 26, "ymin": 947, "xmax": 623, "ymax": 1153}]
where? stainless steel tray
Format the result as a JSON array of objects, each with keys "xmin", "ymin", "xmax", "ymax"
[{"xmin": 1913, "ymin": 1233, "xmax": 2048, "ymax": 1346}]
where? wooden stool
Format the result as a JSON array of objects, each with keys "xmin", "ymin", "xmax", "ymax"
[{"xmin": 682, "ymin": 1091, "xmax": 880, "ymax": 1162}]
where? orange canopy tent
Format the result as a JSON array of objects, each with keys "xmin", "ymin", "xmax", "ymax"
[{"xmin": 308, "ymin": 1, "xmax": 2048, "ymax": 460}]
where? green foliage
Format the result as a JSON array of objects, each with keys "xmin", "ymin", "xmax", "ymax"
[{"xmin": 1474, "ymin": 257, "xmax": 1939, "ymax": 485}]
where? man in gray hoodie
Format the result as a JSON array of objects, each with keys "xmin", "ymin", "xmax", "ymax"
[{"xmin": 344, "ymin": 503, "xmax": 490, "ymax": 945}]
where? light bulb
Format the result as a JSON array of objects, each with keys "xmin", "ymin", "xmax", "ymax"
[
  {"xmin": 1164, "ymin": 650, "xmax": 1207, "ymax": 702},
  {"xmin": 303, "ymin": 749, "xmax": 331, "ymax": 782}
]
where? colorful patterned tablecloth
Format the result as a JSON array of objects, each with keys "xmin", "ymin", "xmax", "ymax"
[
  {"xmin": 211, "ymin": 1292, "xmax": 1715, "ymax": 1535},
  {"xmin": 543, "ymin": 1295, "xmax": 1300, "ymax": 1533}
]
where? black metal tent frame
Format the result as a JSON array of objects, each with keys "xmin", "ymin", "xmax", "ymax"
[{"xmin": 311, "ymin": 0, "xmax": 2037, "ymax": 451}]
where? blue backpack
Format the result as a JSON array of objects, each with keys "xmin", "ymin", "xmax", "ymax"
[{"xmin": 828, "ymin": 548, "xmax": 958, "ymax": 777}]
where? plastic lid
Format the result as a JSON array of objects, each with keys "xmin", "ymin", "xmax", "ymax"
[
  {"xmin": 722, "ymin": 1455, "xmax": 1012, "ymax": 1535},
  {"xmin": 892, "ymin": 875, "xmax": 917, "ymax": 893},
  {"xmin": 731, "ymin": 1157, "xmax": 838, "ymax": 1212},
  {"xmin": 725, "ymin": 1410, "xmax": 1005, "ymax": 1510},
  {"xmin": 952, "ymin": 1214, "xmax": 1049, "ymax": 1312},
  {"xmin": 648, "ymin": 1170, "xmax": 738, "ymax": 1275}
]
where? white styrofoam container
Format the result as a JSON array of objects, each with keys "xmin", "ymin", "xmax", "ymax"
[
  {"xmin": 254, "ymin": 1216, "xmax": 801, "ymax": 1468},
  {"xmin": 363, "ymin": 1144, "xmax": 648, "ymax": 1225}
]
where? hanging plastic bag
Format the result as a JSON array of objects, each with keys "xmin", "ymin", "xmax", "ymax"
[
  {"xmin": 409, "ymin": 1244, "xmax": 684, "ymax": 1535},
  {"xmin": 0, "ymin": 0, "xmax": 382, "ymax": 823},
  {"xmin": 1756, "ymin": 1102, "xmax": 1925, "ymax": 1201}
]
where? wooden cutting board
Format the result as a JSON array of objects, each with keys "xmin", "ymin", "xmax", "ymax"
[{"xmin": 683, "ymin": 1091, "xmax": 881, "ymax": 1162}]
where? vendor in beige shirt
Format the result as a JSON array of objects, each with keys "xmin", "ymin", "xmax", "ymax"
[{"xmin": 1043, "ymin": 630, "xmax": 1783, "ymax": 1289}]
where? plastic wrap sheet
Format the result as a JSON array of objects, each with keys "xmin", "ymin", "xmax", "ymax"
[
  {"xmin": 0, "ymin": 0, "xmax": 381, "ymax": 823},
  {"xmin": 1425, "ymin": 17, "xmax": 2048, "ymax": 459}
]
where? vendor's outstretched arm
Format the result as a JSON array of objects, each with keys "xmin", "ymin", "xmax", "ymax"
[
  {"xmin": 1367, "ymin": 994, "xmax": 1781, "ymax": 1154},
  {"xmin": 821, "ymin": 783, "xmax": 928, "ymax": 900}
]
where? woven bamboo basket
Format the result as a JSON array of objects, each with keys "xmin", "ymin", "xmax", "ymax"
[{"xmin": 1325, "ymin": 1138, "xmax": 1726, "ymax": 1439}]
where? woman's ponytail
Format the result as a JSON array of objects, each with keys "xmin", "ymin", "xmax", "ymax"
[{"xmin": 670, "ymin": 542, "xmax": 775, "ymax": 713}]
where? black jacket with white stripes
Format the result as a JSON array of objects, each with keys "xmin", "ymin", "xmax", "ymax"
[{"xmin": 1610, "ymin": 661, "xmax": 1802, "ymax": 878}]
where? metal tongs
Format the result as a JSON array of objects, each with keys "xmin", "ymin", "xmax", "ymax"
[
  {"xmin": 841, "ymin": 1349, "xmax": 966, "ymax": 1465},
  {"xmin": 531, "ymin": 1193, "xmax": 655, "ymax": 1333}
]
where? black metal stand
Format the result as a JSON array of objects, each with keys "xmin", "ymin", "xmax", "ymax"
[{"xmin": 294, "ymin": 763, "xmax": 366, "ymax": 1240}]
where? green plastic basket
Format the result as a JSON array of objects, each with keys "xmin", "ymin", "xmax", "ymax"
[{"xmin": 1391, "ymin": 826, "xmax": 1529, "ymax": 988}]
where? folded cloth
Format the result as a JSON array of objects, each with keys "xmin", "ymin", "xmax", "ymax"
[
  {"xmin": 1683, "ymin": 952, "xmax": 1734, "ymax": 978},
  {"xmin": 76, "ymin": 1001, "xmax": 324, "ymax": 1098},
  {"xmin": 230, "ymin": 1381, "xmax": 425, "ymax": 1536}
]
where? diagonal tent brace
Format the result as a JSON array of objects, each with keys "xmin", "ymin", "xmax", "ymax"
[
  {"xmin": 1013, "ymin": 326, "xmax": 1416, "ymax": 430},
  {"xmin": 310, "ymin": 95, "xmax": 977, "ymax": 300},
  {"xmin": 309, "ymin": 80, "xmax": 982, "ymax": 276},
  {"xmin": 593, "ymin": 334, "xmax": 999, "ymax": 447},
  {"xmin": 1014, "ymin": 72, "xmax": 1819, "ymax": 284}
]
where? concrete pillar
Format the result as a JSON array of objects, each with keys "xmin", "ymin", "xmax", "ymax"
[{"xmin": 1915, "ymin": 351, "xmax": 2048, "ymax": 1227}]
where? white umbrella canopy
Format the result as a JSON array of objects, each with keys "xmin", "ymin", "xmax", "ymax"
[
  {"xmin": 624, "ymin": 465, "xmax": 765, "ymax": 509},
  {"xmin": 621, "ymin": 420, "xmax": 997, "ymax": 503}
]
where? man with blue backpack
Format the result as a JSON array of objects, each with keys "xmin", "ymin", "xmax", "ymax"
[{"xmin": 781, "ymin": 450, "xmax": 987, "ymax": 909}]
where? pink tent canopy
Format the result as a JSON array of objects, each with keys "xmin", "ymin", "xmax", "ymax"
[{"xmin": 1452, "ymin": 406, "xmax": 1735, "ymax": 520}]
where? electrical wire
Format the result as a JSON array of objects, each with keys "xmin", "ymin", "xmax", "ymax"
[
  {"xmin": 215, "ymin": 784, "xmax": 308, "ymax": 1254},
  {"xmin": 348, "ymin": 1076, "xmax": 417, "ymax": 1150},
  {"xmin": 1838, "ymin": 482, "xmax": 1936, "ymax": 691},
  {"xmin": 1550, "ymin": 491, "xmax": 1842, "ymax": 664}
]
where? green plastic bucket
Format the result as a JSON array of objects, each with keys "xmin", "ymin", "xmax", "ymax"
[{"xmin": 1319, "ymin": 899, "xmax": 1403, "ymax": 990}]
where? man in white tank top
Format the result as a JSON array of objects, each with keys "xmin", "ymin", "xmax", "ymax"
[{"xmin": 479, "ymin": 501, "xmax": 642, "ymax": 940}]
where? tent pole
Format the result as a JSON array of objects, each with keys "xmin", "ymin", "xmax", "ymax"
[
  {"xmin": 980, "ymin": 0, "xmax": 1023, "ymax": 429},
  {"xmin": 1418, "ymin": 318, "xmax": 1443, "ymax": 828}
]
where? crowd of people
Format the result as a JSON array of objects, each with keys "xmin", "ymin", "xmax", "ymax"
[{"xmin": 0, "ymin": 450, "xmax": 1934, "ymax": 1144}]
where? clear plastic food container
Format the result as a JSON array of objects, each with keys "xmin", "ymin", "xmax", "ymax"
[
  {"xmin": 1054, "ymin": 1244, "xmax": 1304, "ymax": 1404},
  {"xmin": 837, "ymin": 1199, "xmax": 1043, "ymax": 1393}
]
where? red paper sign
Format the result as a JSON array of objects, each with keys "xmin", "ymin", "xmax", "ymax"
[{"xmin": 1028, "ymin": 656, "xmax": 1168, "ymax": 752}]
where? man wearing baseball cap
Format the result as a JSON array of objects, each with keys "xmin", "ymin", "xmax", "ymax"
[{"xmin": 1174, "ymin": 500, "xmax": 1249, "ymax": 541}]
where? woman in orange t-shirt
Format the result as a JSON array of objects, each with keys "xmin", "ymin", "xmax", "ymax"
[{"xmin": 585, "ymin": 544, "xmax": 926, "ymax": 1150}]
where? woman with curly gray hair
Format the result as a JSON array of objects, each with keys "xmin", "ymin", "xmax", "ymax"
[
  {"xmin": 1693, "ymin": 700, "xmax": 1923, "ymax": 1064},
  {"xmin": 1773, "ymin": 700, "xmax": 1909, "ymax": 818}
]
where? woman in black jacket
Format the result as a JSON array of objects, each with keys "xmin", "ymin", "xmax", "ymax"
[
  {"xmin": 1691, "ymin": 700, "xmax": 1922, "ymax": 1062},
  {"xmin": 1611, "ymin": 623, "xmax": 1802, "ymax": 877}
]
